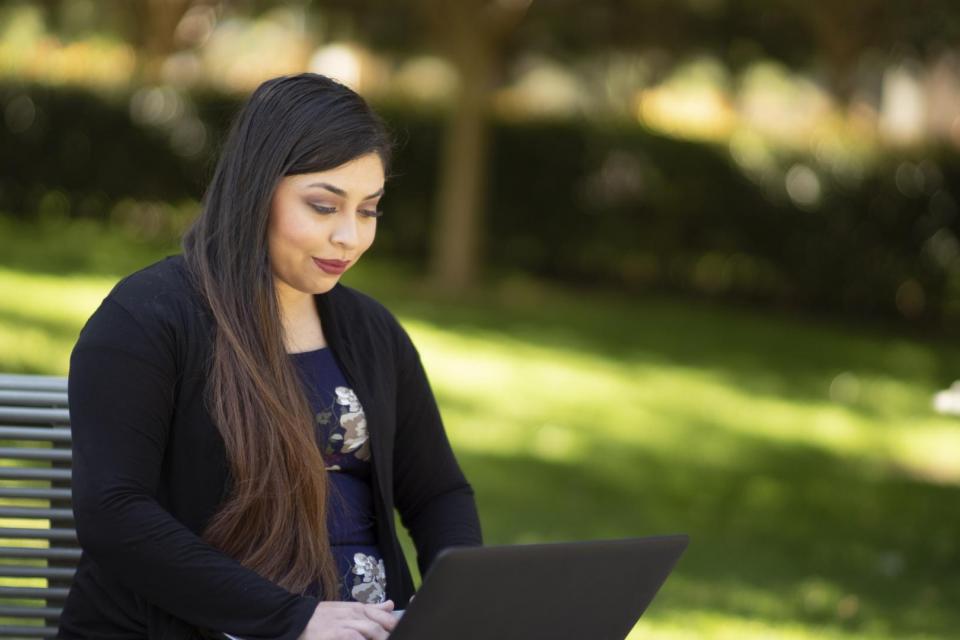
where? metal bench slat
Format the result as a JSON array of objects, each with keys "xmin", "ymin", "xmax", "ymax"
[
  {"xmin": 0, "ymin": 586, "xmax": 70, "ymax": 601},
  {"xmin": 0, "ymin": 624, "xmax": 57, "ymax": 638},
  {"xmin": 0, "ymin": 392, "xmax": 68, "ymax": 408},
  {"xmin": 0, "ymin": 375, "xmax": 73, "ymax": 638},
  {"xmin": 0, "ymin": 547, "xmax": 80, "ymax": 561},
  {"xmin": 0, "ymin": 605, "xmax": 61, "ymax": 618},
  {"xmin": 0, "ymin": 565, "xmax": 75, "ymax": 579},
  {"xmin": 0, "ymin": 507, "xmax": 73, "ymax": 521},
  {"xmin": 0, "ymin": 449, "xmax": 70, "ymax": 463},
  {"xmin": 0, "ymin": 469, "xmax": 70, "ymax": 482},
  {"xmin": 0, "ymin": 374, "xmax": 67, "ymax": 392},
  {"xmin": 0, "ymin": 488, "xmax": 71, "ymax": 501},
  {"xmin": 0, "ymin": 409, "xmax": 69, "ymax": 426},
  {"xmin": 0, "ymin": 528, "xmax": 76, "ymax": 542},
  {"xmin": 0, "ymin": 428, "xmax": 71, "ymax": 443}
]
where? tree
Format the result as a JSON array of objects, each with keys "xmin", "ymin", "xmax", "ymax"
[
  {"xmin": 44, "ymin": 0, "xmax": 960, "ymax": 289},
  {"xmin": 330, "ymin": 0, "xmax": 960, "ymax": 291},
  {"xmin": 320, "ymin": 0, "xmax": 530, "ymax": 292}
]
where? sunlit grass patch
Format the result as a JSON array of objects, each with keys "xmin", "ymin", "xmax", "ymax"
[
  {"xmin": 402, "ymin": 317, "xmax": 960, "ymax": 486},
  {"xmin": 628, "ymin": 608, "xmax": 942, "ymax": 640},
  {"xmin": 0, "ymin": 267, "xmax": 116, "ymax": 373}
]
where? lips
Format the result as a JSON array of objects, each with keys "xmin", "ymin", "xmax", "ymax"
[{"xmin": 313, "ymin": 258, "xmax": 350, "ymax": 275}]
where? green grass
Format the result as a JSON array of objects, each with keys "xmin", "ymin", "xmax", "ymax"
[{"xmin": 1, "ymin": 218, "xmax": 959, "ymax": 638}]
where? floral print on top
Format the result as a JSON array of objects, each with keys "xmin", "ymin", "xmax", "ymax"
[
  {"xmin": 317, "ymin": 386, "xmax": 370, "ymax": 467},
  {"xmin": 290, "ymin": 347, "xmax": 386, "ymax": 603}
]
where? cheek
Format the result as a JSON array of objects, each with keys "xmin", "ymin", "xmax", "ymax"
[
  {"xmin": 359, "ymin": 220, "xmax": 377, "ymax": 252},
  {"xmin": 270, "ymin": 211, "xmax": 312, "ymax": 256}
]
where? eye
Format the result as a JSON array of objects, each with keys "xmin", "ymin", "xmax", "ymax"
[
  {"xmin": 309, "ymin": 203, "xmax": 336, "ymax": 214},
  {"xmin": 360, "ymin": 208, "xmax": 384, "ymax": 219}
]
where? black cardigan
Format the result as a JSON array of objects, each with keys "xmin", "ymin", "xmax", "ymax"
[{"xmin": 59, "ymin": 255, "xmax": 482, "ymax": 640}]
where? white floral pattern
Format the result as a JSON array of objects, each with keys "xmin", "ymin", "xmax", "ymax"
[
  {"xmin": 334, "ymin": 386, "xmax": 370, "ymax": 460},
  {"xmin": 350, "ymin": 552, "xmax": 387, "ymax": 603}
]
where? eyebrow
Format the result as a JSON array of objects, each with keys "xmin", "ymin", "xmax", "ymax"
[{"xmin": 305, "ymin": 182, "xmax": 384, "ymax": 200}]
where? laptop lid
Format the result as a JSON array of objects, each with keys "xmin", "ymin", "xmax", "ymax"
[{"xmin": 389, "ymin": 534, "xmax": 688, "ymax": 640}]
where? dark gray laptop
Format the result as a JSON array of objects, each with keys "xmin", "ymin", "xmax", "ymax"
[{"xmin": 389, "ymin": 534, "xmax": 688, "ymax": 640}]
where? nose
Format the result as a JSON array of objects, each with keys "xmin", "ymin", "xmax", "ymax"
[{"xmin": 330, "ymin": 210, "xmax": 359, "ymax": 250}]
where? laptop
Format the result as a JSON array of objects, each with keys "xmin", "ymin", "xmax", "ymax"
[
  {"xmin": 388, "ymin": 534, "xmax": 688, "ymax": 640},
  {"xmin": 222, "ymin": 534, "xmax": 687, "ymax": 640}
]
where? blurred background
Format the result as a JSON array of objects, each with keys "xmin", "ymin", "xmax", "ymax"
[{"xmin": 1, "ymin": 0, "xmax": 959, "ymax": 638}]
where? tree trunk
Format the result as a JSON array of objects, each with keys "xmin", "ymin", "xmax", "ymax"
[
  {"xmin": 416, "ymin": 0, "xmax": 527, "ymax": 293},
  {"xmin": 428, "ymin": 39, "xmax": 497, "ymax": 292},
  {"xmin": 128, "ymin": 0, "xmax": 194, "ymax": 85}
]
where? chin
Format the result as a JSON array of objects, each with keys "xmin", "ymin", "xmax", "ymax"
[{"xmin": 311, "ymin": 277, "xmax": 341, "ymax": 294}]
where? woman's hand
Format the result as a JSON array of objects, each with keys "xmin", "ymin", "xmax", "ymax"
[{"xmin": 297, "ymin": 600, "xmax": 397, "ymax": 640}]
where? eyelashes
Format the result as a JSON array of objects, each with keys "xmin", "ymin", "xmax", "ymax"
[{"xmin": 309, "ymin": 203, "xmax": 384, "ymax": 218}]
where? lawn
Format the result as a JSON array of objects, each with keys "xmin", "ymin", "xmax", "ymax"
[{"xmin": 0, "ymin": 217, "xmax": 958, "ymax": 638}]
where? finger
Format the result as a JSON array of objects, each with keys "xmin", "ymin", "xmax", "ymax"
[
  {"xmin": 318, "ymin": 601, "xmax": 367, "ymax": 611},
  {"xmin": 334, "ymin": 601, "xmax": 370, "ymax": 616},
  {"xmin": 315, "ymin": 601, "xmax": 368, "ymax": 620},
  {"xmin": 341, "ymin": 618, "xmax": 390, "ymax": 640},
  {"xmin": 361, "ymin": 605, "xmax": 398, "ymax": 631},
  {"xmin": 373, "ymin": 599, "xmax": 394, "ymax": 610}
]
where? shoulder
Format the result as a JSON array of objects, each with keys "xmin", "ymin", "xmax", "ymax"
[
  {"xmin": 107, "ymin": 255, "xmax": 197, "ymax": 309},
  {"xmin": 104, "ymin": 255, "xmax": 205, "ymax": 325},
  {"xmin": 78, "ymin": 255, "xmax": 204, "ymax": 350}
]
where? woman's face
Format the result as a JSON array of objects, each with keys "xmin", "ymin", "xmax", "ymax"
[{"xmin": 267, "ymin": 152, "xmax": 385, "ymax": 300}]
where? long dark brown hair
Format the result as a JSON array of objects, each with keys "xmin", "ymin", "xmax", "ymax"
[{"xmin": 181, "ymin": 73, "xmax": 393, "ymax": 598}]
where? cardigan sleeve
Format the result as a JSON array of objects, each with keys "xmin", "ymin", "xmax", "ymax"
[
  {"xmin": 69, "ymin": 296, "xmax": 318, "ymax": 640},
  {"xmin": 390, "ymin": 321, "xmax": 483, "ymax": 576}
]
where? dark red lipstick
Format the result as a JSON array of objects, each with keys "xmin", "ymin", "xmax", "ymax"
[{"xmin": 313, "ymin": 258, "xmax": 350, "ymax": 275}]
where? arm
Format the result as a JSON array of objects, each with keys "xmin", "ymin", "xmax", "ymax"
[
  {"xmin": 69, "ymin": 298, "xmax": 318, "ymax": 640},
  {"xmin": 391, "ymin": 324, "xmax": 482, "ymax": 576}
]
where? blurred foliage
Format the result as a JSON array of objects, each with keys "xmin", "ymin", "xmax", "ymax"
[
  {"xmin": 0, "ymin": 214, "xmax": 180, "ymax": 277},
  {"xmin": 0, "ymin": 83, "xmax": 202, "ymax": 208},
  {"xmin": 3, "ymin": 82, "xmax": 960, "ymax": 328}
]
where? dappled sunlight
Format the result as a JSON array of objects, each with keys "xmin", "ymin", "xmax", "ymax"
[
  {"xmin": 637, "ymin": 58, "xmax": 736, "ymax": 142},
  {"xmin": 455, "ymin": 444, "xmax": 957, "ymax": 639},
  {"xmin": 0, "ymin": 268, "xmax": 116, "ymax": 326},
  {"xmin": 626, "ymin": 573, "xmax": 917, "ymax": 640},
  {"xmin": 0, "ymin": 268, "xmax": 117, "ymax": 373},
  {"xmin": 401, "ymin": 316, "xmax": 960, "ymax": 486},
  {"xmin": 0, "ymin": 322, "xmax": 73, "ymax": 374},
  {"xmin": 890, "ymin": 424, "xmax": 960, "ymax": 485},
  {"xmin": 0, "ymin": 5, "xmax": 134, "ymax": 88},
  {"xmin": 629, "ymin": 609, "xmax": 924, "ymax": 640}
]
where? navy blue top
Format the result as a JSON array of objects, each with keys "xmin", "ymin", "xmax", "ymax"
[{"xmin": 290, "ymin": 347, "xmax": 387, "ymax": 604}]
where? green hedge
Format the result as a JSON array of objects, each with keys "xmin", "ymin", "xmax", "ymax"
[{"xmin": 2, "ymin": 82, "xmax": 959, "ymax": 328}]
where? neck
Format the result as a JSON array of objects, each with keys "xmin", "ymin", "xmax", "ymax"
[
  {"xmin": 276, "ymin": 286, "xmax": 314, "ymax": 323},
  {"xmin": 274, "ymin": 280, "xmax": 326, "ymax": 353}
]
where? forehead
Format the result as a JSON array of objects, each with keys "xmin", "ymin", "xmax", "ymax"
[{"xmin": 286, "ymin": 153, "xmax": 385, "ymax": 192}]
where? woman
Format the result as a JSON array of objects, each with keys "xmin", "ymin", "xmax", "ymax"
[{"xmin": 60, "ymin": 73, "xmax": 482, "ymax": 640}]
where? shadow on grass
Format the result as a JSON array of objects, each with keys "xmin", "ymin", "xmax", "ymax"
[{"xmin": 452, "ymin": 426, "xmax": 959, "ymax": 637}]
